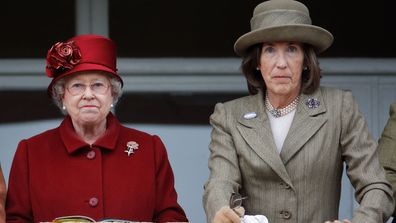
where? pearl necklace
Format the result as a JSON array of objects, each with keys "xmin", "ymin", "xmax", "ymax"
[{"xmin": 265, "ymin": 94, "xmax": 300, "ymax": 118}]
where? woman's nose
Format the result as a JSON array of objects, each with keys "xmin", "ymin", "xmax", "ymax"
[
  {"xmin": 82, "ymin": 86, "xmax": 95, "ymax": 99},
  {"xmin": 276, "ymin": 53, "xmax": 287, "ymax": 69}
]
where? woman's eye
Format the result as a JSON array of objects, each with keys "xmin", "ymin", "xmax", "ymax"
[
  {"xmin": 287, "ymin": 45, "xmax": 299, "ymax": 52},
  {"xmin": 263, "ymin": 47, "xmax": 275, "ymax": 53},
  {"xmin": 92, "ymin": 82, "xmax": 105, "ymax": 87},
  {"xmin": 71, "ymin": 83, "xmax": 83, "ymax": 88}
]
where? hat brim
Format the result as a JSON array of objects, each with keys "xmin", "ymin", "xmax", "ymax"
[
  {"xmin": 234, "ymin": 24, "xmax": 334, "ymax": 56},
  {"xmin": 47, "ymin": 63, "xmax": 123, "ymax": 96}
]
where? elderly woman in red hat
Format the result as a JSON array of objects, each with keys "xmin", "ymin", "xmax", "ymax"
[
  {"xmin": 0, "ymin": 164, "xmax": 5, "ymax": 223},
  {"xmin": 5, "ymin": 35, "xmax": 188, "ymax": 223},
  {"xmin": 203, "ymin": 0, "xmax": 394, "ymax": 223}
]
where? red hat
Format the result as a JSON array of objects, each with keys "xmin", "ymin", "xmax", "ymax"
[{"xmin": 46, "ymin": 34, "xmax": 123, "ymax": 96}]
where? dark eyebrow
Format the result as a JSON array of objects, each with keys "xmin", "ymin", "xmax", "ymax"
[
  {"xmin": 262, "ymin": 42, "xmax": 274, "ymax": 47},
  {"xmin": 287, "ymin": 42, "xmax": 303, "ymax": 47}
]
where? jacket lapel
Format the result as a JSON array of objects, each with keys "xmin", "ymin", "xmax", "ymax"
[
  {"xmin": 280, "ymin": 89, "xmax": 327, "ymax": 164},
  {"xmin": 236, "ymin": 92, "xmax": 293, "ymax": 186}
]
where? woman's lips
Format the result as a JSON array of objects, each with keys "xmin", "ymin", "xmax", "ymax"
[
  {"xmin": 81, "ymin": 105, "xmax": 98, "ymax": 108},
  {"xmin": 272, "ymin": 76, "xmax": 291, "ymax": 83}
]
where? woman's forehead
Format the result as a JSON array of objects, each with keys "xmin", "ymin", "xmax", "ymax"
[
  {"xmin": 65, "ymin": 71, "xmax": 110, "ymax": 82},
  {"xmin": 262, "ymin": 41, "xmax": 303, "ymax": 46}
]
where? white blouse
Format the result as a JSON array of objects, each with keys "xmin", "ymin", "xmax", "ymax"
[{"xmin": 266, "ymin": 109, "xmax": 296, "ymax": 153}]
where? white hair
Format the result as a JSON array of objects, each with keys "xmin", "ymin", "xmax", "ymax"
[{"xmin": 51, "ymin": 74, "xmax": 123, "ymax": 115}]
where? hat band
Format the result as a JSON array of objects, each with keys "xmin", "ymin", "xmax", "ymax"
[
  {"xmin": 81, "ymin": 61, "xmax": 117, "ymax": 73},
  {"xmin": 251, "ymin": 10, "xmax": 311, "ymax": 30}
]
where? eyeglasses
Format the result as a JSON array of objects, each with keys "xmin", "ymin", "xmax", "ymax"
[
  {"xmin": 53, "ymin": 215, "xmax": 135, "ymax": 223},
  {"xmin": 53, "ymin": 215, "xmax": 95, "ymax": 222},
  {"xmin": 229, "ymin": 192, "xmax": 247, "ymax": 209},
  {"xmin": 66, "ymin": 81, "xmax": 109, "ymax": 96}
]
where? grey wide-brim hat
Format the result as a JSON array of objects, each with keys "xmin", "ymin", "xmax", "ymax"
[{"xmin": 234, "ymin": 0, "xmax": 334, "ymax": 56}]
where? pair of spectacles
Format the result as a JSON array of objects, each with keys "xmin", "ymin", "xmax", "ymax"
[
  {"xmin": 229, "ymin": 192, "xmax": 247, "ymax": 209},
  {"xmin": 66, "ymin": 82, "xmax": 109, "ymax": 96},
  {"xmin": 53, "ymin": 215, "xmax": 95, "ymax": 222},
  {"xmin": 54, "ymin": 215, "xmax": 136, "ymax": 223}
]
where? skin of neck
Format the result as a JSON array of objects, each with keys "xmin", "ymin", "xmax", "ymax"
[
  {"xmin": 267, "ymin": 86, "xmax": 301, "ymax": 109},
  {"xmin": 71, "ymin": 119, "xmax": 107, "ymax": 145}
]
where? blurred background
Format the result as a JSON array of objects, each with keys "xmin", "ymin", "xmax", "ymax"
[{"xmin": 1, "ymin": 0, "xmax": 396, "ymax": 222}]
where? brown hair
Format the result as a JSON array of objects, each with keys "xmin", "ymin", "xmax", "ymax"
[{"xmin": 241, "ymin": 43, "xmax": 321, "ymax": 95}]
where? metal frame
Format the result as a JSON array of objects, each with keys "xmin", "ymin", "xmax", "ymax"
[
  {"xmin": 1, "ymin": 58, "xmax": 395, "ymax": 92},
  {"xmin": 0, "ymin": 0, "xmax": 395, "ymax": 93}
]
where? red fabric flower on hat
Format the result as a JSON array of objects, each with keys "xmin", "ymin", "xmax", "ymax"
[{"xmin": 46, "ymin": 41, "xmax": 82, "ymax": 77}]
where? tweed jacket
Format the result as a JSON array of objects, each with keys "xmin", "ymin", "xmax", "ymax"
[
  {"xmin": 379, "ymin": 102, "xmax": 396, "ymax": 218},
  {"xmin": 203, "ymin": 87, "xmax": 394, "ymax": 223}
]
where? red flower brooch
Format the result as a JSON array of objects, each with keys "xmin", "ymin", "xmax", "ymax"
[{"xmin": 46, "ymin": 41, "xmax": 82, "ymax": 77}]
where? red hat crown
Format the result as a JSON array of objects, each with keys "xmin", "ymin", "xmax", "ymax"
[{"xmin": 46, "ymin": 35, "xmax": 123, "ymax": 96}]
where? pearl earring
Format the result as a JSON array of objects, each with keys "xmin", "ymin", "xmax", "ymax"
[
  {"xmin": 62, "ymin": 105, "xmax": 66, "ymax": 110},
  {"xmin": 256, "ymin": 67, "xmax": 260, "ymax": 70},
  {"xmin": 303, "ymin": 66, "xmax": 308, "ymax": 70},
  {"xmin": 110, "ymin": 104, "xmax": 114, "ymax": 108}
]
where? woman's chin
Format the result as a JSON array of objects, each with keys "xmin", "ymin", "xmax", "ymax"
[{"xmin": 77, "ymin": 113, "xmax": 102, "ymax": 124}]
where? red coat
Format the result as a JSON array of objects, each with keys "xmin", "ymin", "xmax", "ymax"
[{"xmin": 6, "ymin": 113, "xmax": 188, "ymax": 223}]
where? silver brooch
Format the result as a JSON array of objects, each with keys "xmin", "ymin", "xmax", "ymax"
[
  {"xmin": 125, "ymin": 141, "xmax": 139, "ymax": 156},
  {"xmin": 270, "ymin": 110, "xmax": 282, "ymax": 118},
  {"xmin": 243, "ymin": 112, "xmax": 257, "ymax": 120},
  {"xmin": 306, "ymin": 98, "xmax": 320, "ymax": 109}
]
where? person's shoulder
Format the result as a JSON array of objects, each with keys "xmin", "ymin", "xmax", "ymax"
[
  {"xmin": 119, "ymin": 125, "xmax": 154, "ymax": 139},
  {"xmin": 23, "ymin": 127, "xmax": 59, "ymax": 143},
  {"xmin": 317, "ymin": 86, "xmax": 354, "ymax": 102},
  {"xmin": 14, "ymin": 127, "xmax": 60, "ymax": 154},
  {"xmin": 212, "ymin": 93, "xmax": 259, "ymax": 119},
  {"xmin": 220, "ymin": 93, "xmax": 259, "ymax": 109},
  {"xmin": 390, "ymin": 102, "xmax": 396, "ymax": 110},
  {"xmin": 316, "ymin": 86, "xmax": 360, "ymax": 116},
  {"xmin": 318, "ymin": 86, "xmax": 348, "ymax": 95}
]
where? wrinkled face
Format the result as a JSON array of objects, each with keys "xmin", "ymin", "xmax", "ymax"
[
  {"xmin": 258, "ymin": 42, "xmax": 304, "ymax": 97},
  {"xmin": 62, "ymin": 71, "xmax": 113, "ymax": 126}
]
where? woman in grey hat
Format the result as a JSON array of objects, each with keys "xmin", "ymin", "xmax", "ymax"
[{"xmin": 203, "ymin": 0, "xmax": 394, "ymax": 223}]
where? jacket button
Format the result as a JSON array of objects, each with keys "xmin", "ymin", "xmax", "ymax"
[
  {"xmin": 86, "ymin": 150, "xmax": 96, "ymax": 160},
  {"xmin": 279, "ymin": 210, "xmax": 291, "ymax": 219},
  {"xmin": 89, "ymin": 197, "xmax": 99, "ymax": 207}
]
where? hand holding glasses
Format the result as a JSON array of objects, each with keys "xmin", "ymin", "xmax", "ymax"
[
  {"xmin": 213, "ymin": 193, "xmax": 247, "ymax": 223},
  {"xmin": 229, "ymin": 192, "xmax": 247, "ymax": 217}
]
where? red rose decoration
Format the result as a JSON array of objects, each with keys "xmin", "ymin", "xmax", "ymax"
[{"xmin": 45, "ymin": 41, "xmax": 82, "ymax": 77}]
